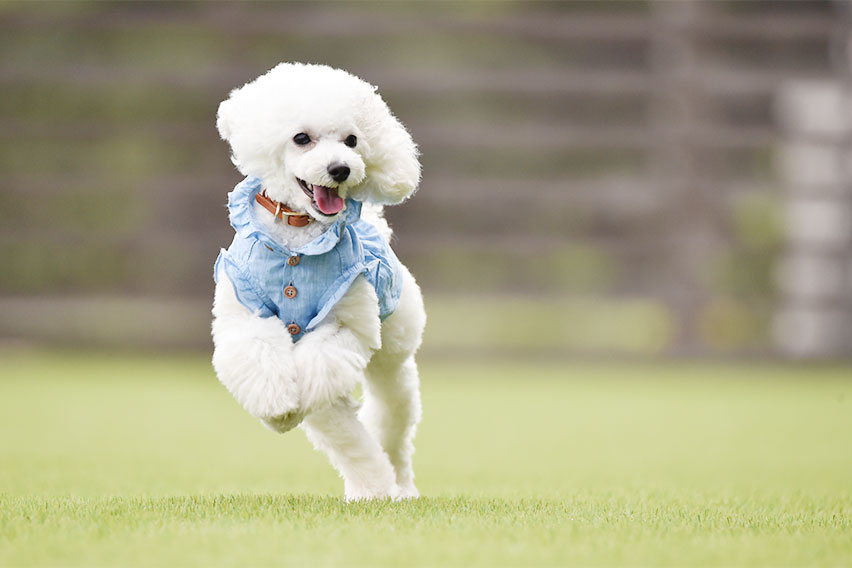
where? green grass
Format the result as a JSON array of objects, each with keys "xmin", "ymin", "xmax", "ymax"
[{"xmin": 1, "ymin": 350, "xmax": 850, "ymax": 566}]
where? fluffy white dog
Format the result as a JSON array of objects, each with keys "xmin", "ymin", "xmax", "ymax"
[{"xmin": 211, "ymin": 63, "xmax": 425, "ymax": 501}]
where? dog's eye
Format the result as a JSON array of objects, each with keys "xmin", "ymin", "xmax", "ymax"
[
  {"xmin": 344, "ymin": 135, "xmax": 357, "ymax": 148},
  {"xmin": 293, "ymin": 133, "xmax": 311, "ymax": 146}
]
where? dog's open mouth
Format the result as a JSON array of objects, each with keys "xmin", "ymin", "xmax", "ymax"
[{"xmin": 298, "ymin": 177, "xmax": 344, "ymax": 216}]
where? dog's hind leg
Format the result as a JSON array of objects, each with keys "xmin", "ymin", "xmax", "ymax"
[
  {"xmin": 300, "ymin": 397, "xmax": 398, "ymax": 501},
  {"xmin": 359, "ymin": 268, "xmax": 426, "ymax": 498},
  {"xmin": 361, "ymin": 354, "xmax": 422, "ymax": 498}
]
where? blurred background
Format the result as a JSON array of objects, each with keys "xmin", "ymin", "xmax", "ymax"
[{"xmin": 1, "ymin": 0, "xmax": 851, "ymax": 360}]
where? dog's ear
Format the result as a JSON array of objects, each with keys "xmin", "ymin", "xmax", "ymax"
[
  {"xmin": 217, "ymin": 97, "xmax": 247, "ymax": 171},
  {"xmin": 350, "ymin": 96, "xmax": 421, "ymax": 206},
  {"xmin": 216, "ymin": 98, "xmax": 234, "ymax": 142}
]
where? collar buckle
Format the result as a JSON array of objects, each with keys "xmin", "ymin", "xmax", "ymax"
[{"xmin": 257, "ymin": 190, "xmax": 314, "ymax": 227}]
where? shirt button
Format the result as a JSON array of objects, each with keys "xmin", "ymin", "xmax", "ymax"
[
  {"xmin": 283, "ymin": 285, "xmax": 298, "ymax": 299},
  {"xmin": 287, "ymin": 323, "xmax": 301, "ymax": 335},
  {"xmin": 287, "ymin": 256, "xmax": 300, "ymax": 266}
]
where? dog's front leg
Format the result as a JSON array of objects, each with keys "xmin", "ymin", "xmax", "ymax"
[
  {"xmin": 292, "ymin": 276, "xmax": 382, "ymax": 412},
  {"xmin": 212, "ymin": 274, "xmax": 303, "ymax": 432}
]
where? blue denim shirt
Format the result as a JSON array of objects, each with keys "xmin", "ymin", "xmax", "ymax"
[{"xmin": 214, "ymin": 177, "xmax": 404, "ymax": 341}]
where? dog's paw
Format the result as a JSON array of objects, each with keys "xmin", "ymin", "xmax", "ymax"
[
  {"xmin": 261, "ymin": 409, "xmax": 305, "ymax": 433},
  {"xmin": 394, "ymin": 483, "xmax": 419, "ymax": 500},
  {"xmin": 230, "ymin": 371, "xmax": 300, "ymax": 420},
  {"xmin": 214, "ymin": 358, "xmax": 301, "ymax": 421},
  {"xmin": 212, "ymin": 317, "xmax": 303, "ymax": 420},
  {"xmin": 294, "ymin": 343, "xmax": 367, "ymax": 411},
  {"xmin": 344, "ymin": 483, "xmax": 400, "ymax": 502}
]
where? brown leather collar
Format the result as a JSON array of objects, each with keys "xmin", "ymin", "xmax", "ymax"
[{"xmin": 255, "ymin": 189, "xmax": 313, "ymax": 227}]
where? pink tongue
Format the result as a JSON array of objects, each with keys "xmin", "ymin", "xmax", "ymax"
[{"xmin": 313, "ymin": 185, "xmax": 344, "ymax": 215}]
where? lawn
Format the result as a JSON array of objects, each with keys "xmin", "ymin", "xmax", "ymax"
[{"xmin": 0, "ymin": 349, "xmax": 850, "ymax": 566}]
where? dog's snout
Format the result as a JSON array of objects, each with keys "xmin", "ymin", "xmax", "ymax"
[{"xmin": 328, "ymin": 163, "xmax": 350, "ymax": 183}]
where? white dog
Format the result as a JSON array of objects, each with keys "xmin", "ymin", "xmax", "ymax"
[{"xmin": 211, "ymin": 63, "xmax": 425, "ymax": 501}]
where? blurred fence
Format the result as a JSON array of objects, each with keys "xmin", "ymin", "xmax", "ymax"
[
  {"xmin": 1, "ymin": 0, "xmax": 850, "ymax": 357},
  {"xmin": 775, "ymin": 79, "xmax": 852, "ymax": 358}
]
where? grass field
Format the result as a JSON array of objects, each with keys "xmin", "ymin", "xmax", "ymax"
[{"xmin": 0, "ymin": 349, "xmax": 850, "ymax": 566}]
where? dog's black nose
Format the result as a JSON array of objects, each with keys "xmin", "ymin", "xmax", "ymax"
[{"xmin": 328, "ymin": 163, "xmax": 350, "ymax": 183}]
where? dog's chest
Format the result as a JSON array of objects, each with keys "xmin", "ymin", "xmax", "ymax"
[{"xmin": 228, "ymin": 230, "xmax": 362, "ymax": 340}]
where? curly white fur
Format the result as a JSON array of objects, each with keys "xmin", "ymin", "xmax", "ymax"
[{"xmin": 211, "ymin": 63, "xmax": 425, "ymax": 501}]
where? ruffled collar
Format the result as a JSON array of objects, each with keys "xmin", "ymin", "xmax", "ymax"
[{"xmin": 227, "ymin": 176, "xmax": 361, "ymax": 256}]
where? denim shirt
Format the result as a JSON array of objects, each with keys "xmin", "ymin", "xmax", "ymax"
[{"xmin": 214, "ymin": 177, "xmax": 404, "ymax": 341}]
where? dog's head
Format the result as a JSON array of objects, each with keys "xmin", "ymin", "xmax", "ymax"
[{"xmin": 217, "ymin": 63, "xmax": 420, "ymax": 221}]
